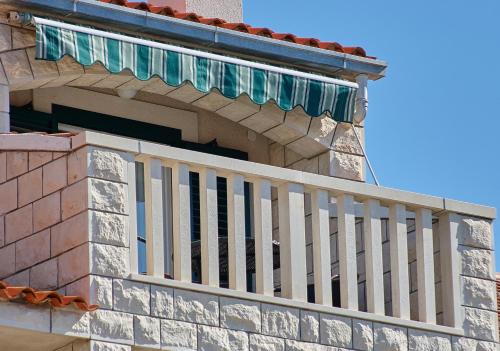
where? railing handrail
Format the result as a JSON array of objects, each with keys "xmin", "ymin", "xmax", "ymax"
[{"xmin": 73, "ymin": 131, "xmax": 496, "ymax": 219}]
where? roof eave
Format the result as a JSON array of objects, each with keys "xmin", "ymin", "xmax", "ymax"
[{"xmin": 2, "ymin": 0, "xmax": 388, "ymax": 80}]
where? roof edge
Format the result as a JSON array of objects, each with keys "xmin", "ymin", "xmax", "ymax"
[{"xmin": 3, "ymin": 0, "xmax": 387, "ymax": 80}]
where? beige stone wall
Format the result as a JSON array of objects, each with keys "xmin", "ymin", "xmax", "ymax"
[
  {"xmin": 185, "ymin": 0, "xmax": 243, "ymax": 23},
  {"xmin": 269, "ymin": 125, "xmax": 365, "ymax": 181},
  {"xmin": 148, "ymin": 0, "xmax": 243, "ymax": 22}
]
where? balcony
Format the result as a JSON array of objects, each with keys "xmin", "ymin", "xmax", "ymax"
[
  {"xmin": 69, "ymin": 131, "xmax": 495, "ymax": 338},
  {"xmin": 0, "ymin": 130, "xmax": 496, "ymax": 349}
]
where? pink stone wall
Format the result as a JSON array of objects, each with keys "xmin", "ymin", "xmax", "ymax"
[{"xmin": 0, "ymin": 150, "xmax": 87, "ymax": 290}]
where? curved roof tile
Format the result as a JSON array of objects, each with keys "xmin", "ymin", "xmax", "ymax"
[
  {"xmin": 0, "ymin": 280, "xmax": 98, "ymax": 312},
  {"xmin": 98, "ymin": 0, "xmax": 372, "ymax": 58}
]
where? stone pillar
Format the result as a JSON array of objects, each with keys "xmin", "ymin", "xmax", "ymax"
[{"xmin": 0, "ymin": 84, "xmax": 9, "ymax": 132}]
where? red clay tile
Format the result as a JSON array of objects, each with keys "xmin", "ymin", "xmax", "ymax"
[
  {"xmin": 176, "ymin": 12, "xmax": 201, "ymax": 22},
  {"xmin": 199, "ymin": 18, "xmax": 226, "ymax": 26},
  {"xmin": 344, "ymin": 47, "xmax": 367, "ymax": 57},
  {"xmin": 271, "ymin": 33, "xmax": 297, "ymax": 43},
  {"xmin": 150, "ymin": 6, "xmax": 177, "ymax": 16},
  {"xmin": 95, "ymin": 0, "xmax": 370, "ymax": 58},
  {"xmin": 319, "ymin": 42, "xmax": 344, "ymax": 52},
  {"xmin": 0, "ymin": 279, "xmax": 98, "ymax": 311},
  {"xmin": 220, "ymin": 23, "xmax": 251, "ymax": 33},
  {"xmin": 295, "ymin": 38, "xmax": 321, "ymax": 47},
  {"xmin": 247, "ymin": 27, "xmax": 274, "ymax": 38}
]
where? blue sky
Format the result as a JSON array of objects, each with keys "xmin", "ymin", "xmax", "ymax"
[{"xmin": 244, "ymin": 0, "xmax": 500, "ymax": 264}]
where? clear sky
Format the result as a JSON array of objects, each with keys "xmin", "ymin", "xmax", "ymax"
[{"xmin": 244, "ymin": 0, "xmax": 500, "ymax": 265}]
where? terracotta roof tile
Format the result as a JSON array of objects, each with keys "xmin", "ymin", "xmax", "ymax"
[
  {"xmin": 318, "ymin": 42, "xmax": 344, "ymax": 52},
  {"xmin": 344, "ymin": 47, "xmax": 367, "ymax": 57},
  {"xmin": 176, "ymin": 12, "xmax": 202, "ymax": 22},
  {"xmin": 0, "ymin": 280, "xmax": 98, "ymax": 311},
  {"xmin": 247, "ymin": 27, "xmax": 274, "ymax": 38},
  {"xmin": 149, "ymin": 6, "xmax": 177, "ymax": 16},
  {"xmin": 97, "ymin": 0, "xmax": 372, "ymax": 58},
  {"xmin": 198, "ymin": 17, "xmax": 226, "ymax": 26},
  {"xmin": 269, "ymin": 33, "xmax": 297, "ymax": 43},
  {"xmin": 294, "ymin": 38, "xmax": 321, "ymax": 48},
  {"xmin": 220, "ymin": 23, "xmax": 251, "ymax": 32}
]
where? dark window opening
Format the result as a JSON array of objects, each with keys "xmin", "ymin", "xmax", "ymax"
[
  {"xmin": 10, "ymin": 104, "xmax": 248, "ymax": 160},
  {"xmin": 135, "ymin": 162, "xmax": 147, "ymax": 275}
]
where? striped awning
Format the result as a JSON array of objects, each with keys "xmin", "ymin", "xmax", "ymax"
[{"xmin": 34, "ymin": 17, "xmax": 358, "ymax": 122}]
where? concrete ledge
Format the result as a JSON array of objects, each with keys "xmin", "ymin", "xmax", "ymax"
[
  {"xmin": 444, "ymin": 199, "xmax": 496, "ymax": 220},
  {"xmin": 130, "ymin": 273, "xmax": 465, "ymax": 338},
  {"xmin": 0, "ymin": 134, "xmax": 71, "ymax": 151},
  {"xmin": 71, "ymin": 132, "xmax": 139, "ymax": 154}
]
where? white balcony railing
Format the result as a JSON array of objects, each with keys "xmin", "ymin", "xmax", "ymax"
[{"xmin": 77, "ymin": 132, "xmax": 495, "ymax": 333}]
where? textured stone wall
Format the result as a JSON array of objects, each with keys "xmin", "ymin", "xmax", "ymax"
[
  {"xmin": 147, "ymin": 0, "xmax": 244, "ymax": 23},
  {"xmin": 52, "ymin": 278, "xmax": 498, "ymax": 351},
  {"xmin": 456, "ymin": 217, "xmax": 498, "ymax": 345},
  {"xmin": 0, "ymin": 149, "xmax": 72, "ymax": 287},
  {"xmin": 0, "ymin": 146, "xmax": 132, "ymax": 296},
  {"xmin": 269, "ymin": 123, "xmax": 365, "ymax": 182},
  {"xmin": 186, "ymin": 0, "xmax": 243, "ymax": 22}
]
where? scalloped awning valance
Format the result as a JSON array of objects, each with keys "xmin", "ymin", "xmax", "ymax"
[{"xmin": 34, "ymin": 17, "xmax": 357, "ymax": 122}]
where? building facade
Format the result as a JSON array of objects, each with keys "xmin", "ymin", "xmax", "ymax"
[{"xmin": 0, "ymin": 1, "xmax": 497, "ymax": 350}]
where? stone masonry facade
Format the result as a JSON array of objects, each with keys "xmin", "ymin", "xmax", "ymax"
[
  {"xmin": 0, "ymin": 141, "xmax": 498, "ymax": 351},
  {"xmin": 0, "ymin": 145, "xmax": 131, "ymax": 293},
  {"xmin": 51, "ymin": 275, "xmax": 500, "ymax": 351}
]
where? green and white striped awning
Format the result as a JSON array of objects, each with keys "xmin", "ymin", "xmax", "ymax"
[{"xmin": 34, "ymin": 17, "xmax": 357, "ymax": 122}]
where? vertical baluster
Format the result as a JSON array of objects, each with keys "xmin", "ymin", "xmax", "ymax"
[
  {"xmin": 337, "ymin": 194, "xmax": 358, "ymax": 310},
  {"xmin": 144, "ymin": 158, "xmax": 165, "ymax": 278},
  {"xmin": 364, "ymin": 199, "xmax": 384, "ymax": 314},
  {"xmin": 128, "ymin": 158, "xmax": 138, "ymax": 275},
  {"xmin": 389, "ymin": 203, "xmax": 410, "ymax": 319},
  {"xmin": 311, "ymin": 189, "xmax": 332, "ymax": 306},
  {"xmin": 278, "ymin": 182, "xmax": 307, "ymax": 302},
  {"xmin": 415, "ymin": 208, "xmax": 436, "ymax": 324},
  {"xmin": 227, "ymin": 174, "xmax": 247, "ymax": 291},
  {"xmin": 199, "ymin": 168, "xmax": 219, "ymax": 287},
  {"xmin": 439, "ymin": 212, "xmax": 461, "ymax": 327},
  {"xmin": 172, "ymin": 163, "xmax": 192, "ymax": 282},
  {"xmin": 253, "ymin": 178, "xmax": 274, "ymax": 296}
]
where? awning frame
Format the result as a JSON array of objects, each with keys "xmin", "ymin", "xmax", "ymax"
[
  {"xmin": 33, "ymin": 16, "xmax": 358, "ymax": 122},
  {"xmin": 34, "ymin": 17, "xmax": 358, "ymax": 89}
]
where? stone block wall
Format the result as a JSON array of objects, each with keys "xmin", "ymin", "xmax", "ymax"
[
  {"xmin": 53, "ymin": 278, "xmax": 498, "ymax": 351},
  {"xmin": 0, "ymin": 145, "xmax": 132, "ymax": 296},
  {"xmin": 269, "ymin": 124, "xmax": 365, "ymax": 182},
  {"xmin": 457, "ymin": 217, "xmax": 498, "ymax": 345},
  {"xmin": 0, "ymin": 149, "xmax": 71, "ymax": 288}
]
